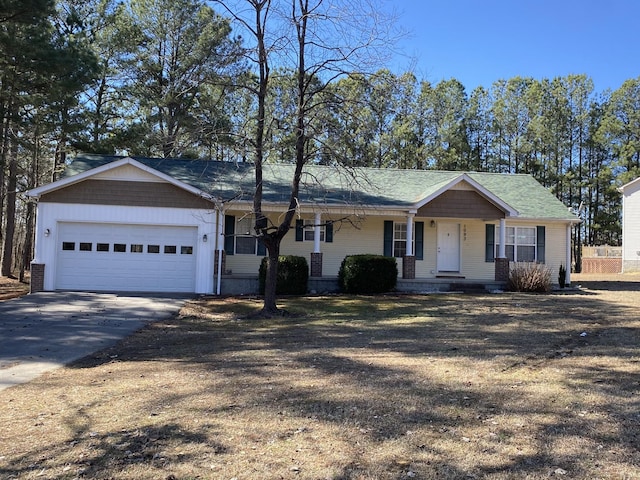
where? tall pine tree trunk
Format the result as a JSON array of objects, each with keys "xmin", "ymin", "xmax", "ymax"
[
  {"xmin": 0, "ymin": 99, "xmax": 9, "ymax": 253},
  {"xmin": 2, "ymin": 136, "xmax": 18, "ymax": 277},
  {"xmin": 20, "ymin": 137, "xmax": 39, "ymax": 282}
]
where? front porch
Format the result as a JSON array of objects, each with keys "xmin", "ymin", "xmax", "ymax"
[{"xmin": 219, "ymin": 275, "xmax": 507, "ymax": 296}]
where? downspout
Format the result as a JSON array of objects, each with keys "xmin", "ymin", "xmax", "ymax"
[{"xmin": 566, "ymin": 223, "xmax": 572, "ymax": 286}]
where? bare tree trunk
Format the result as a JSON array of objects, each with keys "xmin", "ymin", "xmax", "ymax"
[
  {"xmin": 259, "ymin": 0, "xmax": 309, "ymax": 315},
  {"xmin": 20, "ymin": 201, "xmax": 34, "ymax": 282},
  {"xmin": 2, "ymin": 136, "xmax": 18, "ymax": 277},
  {"xmin": 262, "ymin": 238, "xmax": 280, "ymax": 312},
  {"xmin": 217, "ymin": 0, "xmax": 396, "ymax": 315},
  {"xmin": 0, "ymin": 102, "xmax": 9, "ymax": 251},
  {"xmin": 20, "ymin": 138, "xmax": 38, "ymax": 282},
  {"xmin": 249, "ymin": 0, "xmax": 281, "ymax": 315}
]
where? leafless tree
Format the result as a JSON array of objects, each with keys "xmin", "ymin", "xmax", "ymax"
[{"xmin": 214, "ymin": 0, "xmax": 399, "ymax": 315}]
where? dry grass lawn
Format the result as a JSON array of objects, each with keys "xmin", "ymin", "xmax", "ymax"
[{"xmin": 0, "ymin": 273, "xmax": 639, "ymax": 479}]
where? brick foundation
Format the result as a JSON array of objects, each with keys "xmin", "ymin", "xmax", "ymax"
[
  {"xmin": 494, "ymin": 257, "xmax": 509, "ymax": 282},
  {"xmin": 30, "ymin": 263, "xmax": 45, "ymax": 293},
  {"xmin": 310, "ymin": 252, "xmax": 323, "ymax": 277},
  {"xmin": 402, "ymin": 255, "xmax": 416, "ymax": 279}
]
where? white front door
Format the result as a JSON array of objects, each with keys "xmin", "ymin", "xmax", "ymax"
[{"xmin": 437, "ymin": 222, "xmax": 460, "ymax": 272}]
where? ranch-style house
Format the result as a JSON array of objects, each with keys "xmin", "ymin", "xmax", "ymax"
[{"xmin": 27, "ymin": 154, "xmax": 580, "ymax": 294}]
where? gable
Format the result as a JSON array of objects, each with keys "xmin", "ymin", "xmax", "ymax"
[
  {"xmin": 412, "ymin": 174, "xmax": 519, "ymax": 218},
  {"xmin": 92, "ymin": 163, "xmax": 165, "ymax": 183},
  {"xmin": 39, "ymin": 179, "xmax": 214, "ymax": 209},
  {"xmin": 417, "ymin": 189, "xmax": 505, "ymax": 219},
  {"xmin": 621, "ymin": 177, "xmax": 640, "ymax": 197}
]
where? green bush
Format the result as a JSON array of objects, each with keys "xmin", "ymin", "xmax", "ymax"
[
  {"xmin": 507, "ymin": 262, "xmax": 552, "ymax": 293},
  {"xmin": 259, "ymin": 255, "xmax": 308, "ymax": 295},
  {"xmin": 338, "ymin": 254, "xmax": 397, "ymax": 294}
]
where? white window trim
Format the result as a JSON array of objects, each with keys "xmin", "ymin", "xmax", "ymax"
[
  {"xmin": 303, "ymin": 219, "xmax": 325, "ymax": 242},
  {"xmin": 497, "ymin": 226, "xmax": 537, "ymax": 262},
  {"xmin": 393, "ymin": 222, "xmax": 415, "ymax": 258},
  {"xmin": 235, "ymin": 217, "xmax": 258, "ymax": 255}
]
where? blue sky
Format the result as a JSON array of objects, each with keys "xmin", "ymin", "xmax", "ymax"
[{"xmin": 385, "ymin": 0, "xmax": 639, "ymax": 93}]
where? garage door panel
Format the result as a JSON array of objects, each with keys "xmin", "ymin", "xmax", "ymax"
[{"xmin": 56, "ymin": 223, "xmax": 197, "ymax": 292}]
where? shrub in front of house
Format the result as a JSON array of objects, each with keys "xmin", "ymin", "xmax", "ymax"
[
  {"xmin": 259, "ymin": 255, "xmax": 308, "ymax": 295},
  {"xmin": 558, "ymin": 264, "xmax": 567, "ymax": 288},
  {"xmin": 507, "ymin": 262, "xmax": 552, "ymax": 293},
  {"xmin": 338, "ymin": 254, "xmax": 398, "ymax": 294}
]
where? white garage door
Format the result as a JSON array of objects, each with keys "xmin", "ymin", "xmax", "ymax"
[{"xmin": 56, "ymin": 222, "xmax": 198, "ymax": 292}]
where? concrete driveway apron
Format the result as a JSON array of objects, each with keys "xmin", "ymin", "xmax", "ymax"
[{"xmin": 0, "ymin": 292, "xmax": 188, "ymax": 391}]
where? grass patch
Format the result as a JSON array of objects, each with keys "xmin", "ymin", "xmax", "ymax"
[{"xmin": 1, "ymin": 281, "xmax": 639, "ymax": 479}]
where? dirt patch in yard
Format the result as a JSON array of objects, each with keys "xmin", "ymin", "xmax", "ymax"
[
  {"xmin": 0, "ymin": 276, "xmax": 29, "ymax": 301},
  {"xmin": 0, "ymin": 276, "xmax": 639, "ymax": 479}
]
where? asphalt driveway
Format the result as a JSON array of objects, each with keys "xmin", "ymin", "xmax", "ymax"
[{"xmin": 0, "ymin": 292, "xmax": 188, "ymax": 391}]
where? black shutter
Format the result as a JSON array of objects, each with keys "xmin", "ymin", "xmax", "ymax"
[
  {"xmin": 295, "ymin": 219, "xmax": 304, "ymax": 242},
  {"xmin": 224, "ymin": 215, "xmax": 235, "ymax": 255},
  {"xmin": 383, "ymin": 221, "xmax": 393, "ymax": 257},
  {"xmin": 257, "ymin": 238, "xmax": 266, "ymax": 256},
  {"xmin": 536, "ymin": 226, "xmax": 546, "ymax": 263},
  {"xmin": 325, "ymin": 221, "xmax": 333, "ymax": 243},
  {"xmin": 485, "ymin": 224, "xmax": 495, "ymax": 262},
  {"xmin": 415, "ymin": 221, "xmax": 424, "ymax": 260}
]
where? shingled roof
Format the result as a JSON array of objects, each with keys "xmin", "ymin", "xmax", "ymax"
[{"xmin": 61, "ymin": 154, "xmax": 578, "ymax": 221}]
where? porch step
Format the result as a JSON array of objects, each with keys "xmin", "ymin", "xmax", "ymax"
[{"xmin": 449, "ymin": 282, "xmax": 488, "ymax": 293}]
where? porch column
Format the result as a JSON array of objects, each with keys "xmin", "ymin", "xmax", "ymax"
[
  {"xmin": 313, "ymin": 212, "xmax": 321, "ymax": 253},
  {"xmin": 403, "ymin": 213, "xmax": 416, "ymax": 279},
  {"xmin": 310, "ymin": 212, "xmax": 323, "ymax": 277},
  {"xmin": 406, "ymin": 214, "xmax": 414, "ymax": 257},
  {"xmin": 495, "ymin": 217, "xmax": 509, "ymax": 282},
  {"xmin": 565, "ymin": 223, "xmax": 572, "ymax": 286},
  {"xmin": 498, "ymin": 218, "xmax": 506, "ymax": 258}
]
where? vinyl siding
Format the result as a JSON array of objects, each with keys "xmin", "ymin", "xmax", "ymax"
[
  {"xmin": 484, "ymin": 220, "xmax": 568, "ymax": 281},
  {"xmin": 417, "ymin": 190, "xmax": 504, "ymax": 219},
  {"xmin": 34, "ymin": 202, "xmax": 217, "ymax": 293},
  {"xmin": 224, "ymin": 214, "xmax": 386, "ymax": 276},
  {"xmin": 222, "ymin": 211, "xmax": 570, "ymax": 281},
  {"xmin": 622, "ymin": 180, "xmax": 640, "ymax": 271},
  {"xmin": 545, "ymin": 223, "xmax": 569, "ymax": 277},
  {"xmin": 40, "ymin": 179, "xmax": 213, "ymax": 209},
  {"xmin": 459, "ymin": 220, "xmax": 494, "ymax": 280}
]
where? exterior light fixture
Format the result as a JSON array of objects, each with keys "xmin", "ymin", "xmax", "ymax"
[
  {"xmin": 203, "ymin": 234, "xmax": 208, "ymax": 242},
  {"xmin": 44, "ymin": 228, "xmax": 50, "ymax": 237},
  {"xmin": 430, "ymin": 220, "xmax": 436, "ymax": 228}
]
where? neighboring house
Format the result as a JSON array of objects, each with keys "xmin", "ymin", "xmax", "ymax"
[
  {"xmin": 619, "ymin": 176, "xmax": 640, "ymax": 272},
  {"xmin": 27, "ymin": 154, "xmax": 579, "ymax": 294}
]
